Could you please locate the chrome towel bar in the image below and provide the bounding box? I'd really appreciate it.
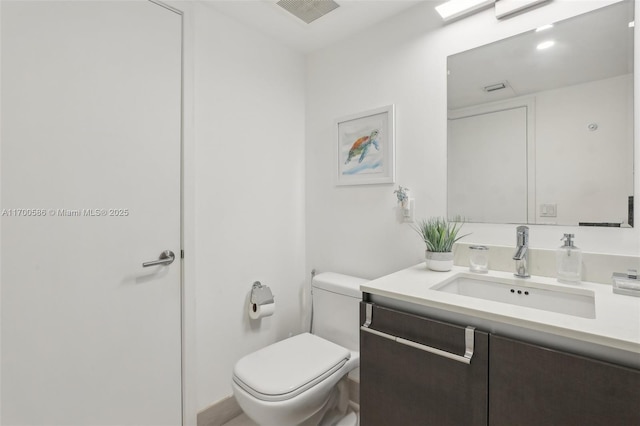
[361,303,475,365]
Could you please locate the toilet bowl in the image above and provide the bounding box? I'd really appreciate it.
[231,272,366,426]
[232,333,359,425]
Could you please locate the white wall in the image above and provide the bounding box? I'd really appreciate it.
[306,0,639,283]
[192,3,306,411]
[536,74,633,225]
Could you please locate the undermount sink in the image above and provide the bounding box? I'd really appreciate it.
[432,274,596,319]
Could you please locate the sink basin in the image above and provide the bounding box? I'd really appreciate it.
[432,274,596,319]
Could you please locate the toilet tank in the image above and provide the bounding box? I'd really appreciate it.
[311,272,368,352]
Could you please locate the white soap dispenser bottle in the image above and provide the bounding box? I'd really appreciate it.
[557,233,582,283]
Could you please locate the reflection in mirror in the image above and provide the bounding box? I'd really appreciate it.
[447,1,634,227]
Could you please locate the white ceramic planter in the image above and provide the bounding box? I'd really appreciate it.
[425,250,454,272]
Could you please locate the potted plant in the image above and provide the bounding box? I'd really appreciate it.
[413,217,469,271]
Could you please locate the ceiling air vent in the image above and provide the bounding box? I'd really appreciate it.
[276,0,340,24]
[484,82,507,92]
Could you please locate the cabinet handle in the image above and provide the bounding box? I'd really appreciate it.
[361,303,475,365]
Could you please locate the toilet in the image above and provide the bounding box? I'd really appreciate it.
[232,272,367,426]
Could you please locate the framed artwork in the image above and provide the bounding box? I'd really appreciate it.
[336,105,395,186]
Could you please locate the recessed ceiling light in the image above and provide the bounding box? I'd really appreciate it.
[435,0,495,22]
[537,40,555,50]
[535,24,553,32]
[629,21,635,28]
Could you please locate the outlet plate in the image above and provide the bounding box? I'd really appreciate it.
[540,203,557,217]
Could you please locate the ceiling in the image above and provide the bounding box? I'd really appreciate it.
[202,0,430,53]
[448,1,634,109]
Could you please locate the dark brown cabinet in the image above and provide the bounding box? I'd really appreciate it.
[360,303,489,426]
[360,302,640,426]
[489,334,640,426]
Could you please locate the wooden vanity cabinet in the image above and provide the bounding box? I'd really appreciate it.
[489,334,640,426]
[360,302,640,426]
[359,303,489,426]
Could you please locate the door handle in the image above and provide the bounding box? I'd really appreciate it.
[142,250,175,267]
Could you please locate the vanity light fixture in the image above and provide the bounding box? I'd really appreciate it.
[435,0,495,22]
[495,0,549,19]
[536,40,555,50]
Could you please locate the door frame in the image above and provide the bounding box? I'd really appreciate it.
[148,1,195,424]
[448,96,537,223]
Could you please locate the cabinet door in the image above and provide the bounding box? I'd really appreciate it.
[489,334,640,426]
[360,303,489,426]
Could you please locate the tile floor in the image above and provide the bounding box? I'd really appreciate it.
[221,409,360,426]
[221,413,258,426]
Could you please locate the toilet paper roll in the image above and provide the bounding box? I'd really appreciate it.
[249,301,275,320]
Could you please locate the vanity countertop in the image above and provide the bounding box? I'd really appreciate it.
[361,264,640,355]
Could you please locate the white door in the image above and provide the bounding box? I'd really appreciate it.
[1,1,182,424]
[448,107,528,224]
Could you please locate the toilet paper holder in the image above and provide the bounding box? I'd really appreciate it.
[251,281,274,306]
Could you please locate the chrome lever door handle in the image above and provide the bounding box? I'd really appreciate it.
[142,250,175,267]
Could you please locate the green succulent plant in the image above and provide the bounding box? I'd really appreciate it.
[412,217,469,253]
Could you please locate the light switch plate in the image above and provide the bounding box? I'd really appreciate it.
[402,199,415,223]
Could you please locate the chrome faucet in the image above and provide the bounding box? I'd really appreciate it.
[513,226,530,278]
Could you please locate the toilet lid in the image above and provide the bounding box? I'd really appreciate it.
[233,333,350,402]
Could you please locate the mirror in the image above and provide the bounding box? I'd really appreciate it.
[447,1,634,227]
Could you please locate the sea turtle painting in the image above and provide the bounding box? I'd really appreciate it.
[344,129,380,164]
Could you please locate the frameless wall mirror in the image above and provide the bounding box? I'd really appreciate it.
[447,1,634,227]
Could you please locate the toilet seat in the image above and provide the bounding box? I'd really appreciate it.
[232,333,350,403]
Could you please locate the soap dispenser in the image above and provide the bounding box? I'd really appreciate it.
[557,233,582,283]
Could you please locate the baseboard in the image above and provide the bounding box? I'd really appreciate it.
[197,395,243,426]
[197,378,360,426]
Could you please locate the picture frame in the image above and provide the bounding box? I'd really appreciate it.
[336,104,395,186]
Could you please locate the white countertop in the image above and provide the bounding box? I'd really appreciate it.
[361,264,640,355]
